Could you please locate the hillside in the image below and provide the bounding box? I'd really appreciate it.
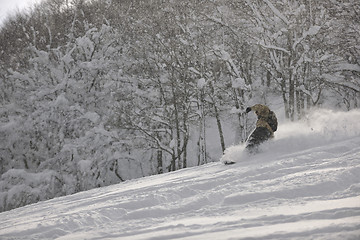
[0,109,359,240]
[1,0,359,213]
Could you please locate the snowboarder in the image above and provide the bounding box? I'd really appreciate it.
[222,104,278,165]
[245,104,278,154]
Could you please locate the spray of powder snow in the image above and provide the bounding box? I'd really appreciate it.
[221,108,360,163]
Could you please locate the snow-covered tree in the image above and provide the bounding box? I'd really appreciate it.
[1,0,358,212]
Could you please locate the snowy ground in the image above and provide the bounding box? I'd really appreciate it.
[0,109,360,240]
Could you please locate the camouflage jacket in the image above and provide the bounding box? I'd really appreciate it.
[249,104,278,137]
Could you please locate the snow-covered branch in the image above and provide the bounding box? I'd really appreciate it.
[263,0,289,25]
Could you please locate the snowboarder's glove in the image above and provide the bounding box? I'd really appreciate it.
[246,107,252,113]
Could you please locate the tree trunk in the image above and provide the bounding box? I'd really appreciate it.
[170,74,181,170]
[295,76,301,120]
[280,73,290,119]
[182,114,189,169]
[157,150,163,174]
[231,87,245,143]
[170,151,176,172]
[197,88,207,166]
[214,103,226,153]
[197,116,206,166]
[288,60,295,121]
[209,81,226,153]
[289,76,295,121]
[266,70,271,87]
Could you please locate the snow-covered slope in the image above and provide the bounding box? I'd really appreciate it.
[1,110,360,240]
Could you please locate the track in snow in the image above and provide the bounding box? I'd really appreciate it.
[1,135,360,240]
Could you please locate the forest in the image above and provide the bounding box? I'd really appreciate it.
[0,0,359,212]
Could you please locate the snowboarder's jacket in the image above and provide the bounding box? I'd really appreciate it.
[245,104,278,153]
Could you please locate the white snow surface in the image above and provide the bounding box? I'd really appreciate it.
[1,109,360,240]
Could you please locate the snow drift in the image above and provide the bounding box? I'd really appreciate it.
[0,109,359,239]
[221,108,360,164]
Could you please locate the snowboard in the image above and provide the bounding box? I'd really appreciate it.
[223,161,236,165]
